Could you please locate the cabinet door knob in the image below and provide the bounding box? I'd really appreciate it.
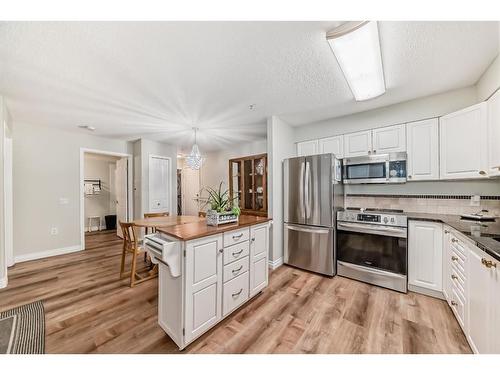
[219,249,224,253]
[451,300,458,306]
[444,230,450,234]
[451,256,458,261]
[479,170,487,176]
[481,258,497,268]
[373,150,377,154]
[451,274,458,280]
[368,150,372,155]
[251,238,255,242]
[408,175,412,179]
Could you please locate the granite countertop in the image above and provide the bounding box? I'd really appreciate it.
[156,215,271,241]
[407,212,500,261]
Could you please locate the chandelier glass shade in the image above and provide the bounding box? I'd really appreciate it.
[185,127,204,170]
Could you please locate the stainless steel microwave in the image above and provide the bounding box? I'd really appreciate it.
[343,152,407,184]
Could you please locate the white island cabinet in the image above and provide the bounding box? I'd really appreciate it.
[147,218,271,350]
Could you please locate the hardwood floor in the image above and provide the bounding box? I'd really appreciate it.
[0,232,471,354]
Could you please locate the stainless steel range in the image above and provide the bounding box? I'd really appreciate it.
[336,208,408,293]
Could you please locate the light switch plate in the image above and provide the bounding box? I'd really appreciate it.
[470,195,480,207]
[59,198,69,205]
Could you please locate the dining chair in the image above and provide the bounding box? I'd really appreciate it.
[119,221,157,287]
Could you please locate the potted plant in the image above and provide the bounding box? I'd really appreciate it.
[204,182,240,226]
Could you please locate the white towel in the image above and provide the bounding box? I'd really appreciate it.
[84,183,93,195]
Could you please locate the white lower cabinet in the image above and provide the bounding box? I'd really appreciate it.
[408,220,443,295]
[157,222,270,350]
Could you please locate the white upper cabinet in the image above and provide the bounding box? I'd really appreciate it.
[440,102,488,180]
[343,130,372,158]
[372,124,406,154]
[406,118,439,181]
[408,220,443,293]
[296,139,319,156]
[487,90,500,177]
[319,135,344,158]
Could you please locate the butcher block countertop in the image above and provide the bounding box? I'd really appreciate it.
[156,215,272,241]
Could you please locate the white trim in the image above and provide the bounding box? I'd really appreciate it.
[80,148,133,251]
[14,244,82,264]
[4,129,13,267]
[0,275,7,289]
[268,257,283,270]
[148,154,172,214]
[408,284,445,300]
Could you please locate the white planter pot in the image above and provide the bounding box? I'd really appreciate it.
[206,210,238,226]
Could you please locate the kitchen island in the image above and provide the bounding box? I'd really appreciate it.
[144,215,272,350]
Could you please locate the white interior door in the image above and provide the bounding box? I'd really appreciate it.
[4,135,13,267]
[149,155,170,214]
[115,157,128,238]
[182,168,200,216]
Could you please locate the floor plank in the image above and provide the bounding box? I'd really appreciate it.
[0,231,472,354]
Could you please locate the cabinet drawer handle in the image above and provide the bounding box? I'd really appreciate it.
[232,265,243,275]
[232,288,243,298]
[232,233,244,240]
[481,258,497,268]
[232,249,244,257]
[451,300,458,306]
[451,256,459,261]
[451,238,458,243]
[444,230,450,234]
[479,170,487,176]
[451,274,458,280]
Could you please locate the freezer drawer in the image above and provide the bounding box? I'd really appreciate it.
[284,223,335,276]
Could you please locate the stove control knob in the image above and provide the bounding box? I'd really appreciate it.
[383,217,388,224]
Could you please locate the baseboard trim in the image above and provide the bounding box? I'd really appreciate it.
[14,244,83,264]
[268,257,283,270]
[408,284,445,300]
[0,276,7,289]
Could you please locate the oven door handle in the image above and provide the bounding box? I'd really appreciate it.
[337,222,407,238]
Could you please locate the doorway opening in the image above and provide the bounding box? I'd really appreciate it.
[80,149,133,249]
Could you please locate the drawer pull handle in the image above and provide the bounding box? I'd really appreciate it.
[444,230,450,234]
[481,258,497,268]
[232,265,243,275]
[451,274,458,280]
[451,300,458,306]
[232,249,244,257]
[451,256,459,261]
[232,233,244,240]
[451,238,458,243]
[232,288,243,298]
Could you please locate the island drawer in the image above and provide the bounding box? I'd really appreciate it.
[223,271,249,316]
[223,256,249,282]
[223,228,250,248]
[223,241,250,265]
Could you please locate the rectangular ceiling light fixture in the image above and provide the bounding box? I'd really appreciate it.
[327,21,385,101]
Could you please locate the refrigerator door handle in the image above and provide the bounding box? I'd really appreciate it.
[299,160,305,220]
[304,160,311,219]
[285,223,331,235]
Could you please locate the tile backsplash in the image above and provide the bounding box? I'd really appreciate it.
[345,195,500,216]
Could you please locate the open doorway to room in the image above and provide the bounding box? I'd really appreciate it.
[177,157,202,216]
[80,149,133,249]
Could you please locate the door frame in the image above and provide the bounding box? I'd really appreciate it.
[148,154,172,215]
[79,148,133,250]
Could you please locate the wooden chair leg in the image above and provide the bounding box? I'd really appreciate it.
[130,250,138,287]
[119,244,127,279]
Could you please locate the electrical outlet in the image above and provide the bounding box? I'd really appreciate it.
[470,195,481,207]
[50,227,58,235]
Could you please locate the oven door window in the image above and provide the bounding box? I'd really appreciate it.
[337,231,407,275]
[345,163,386,180]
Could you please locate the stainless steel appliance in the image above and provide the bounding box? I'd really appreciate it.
[283,153,343,276]
[337,208,408,292]
[343,152,407,184]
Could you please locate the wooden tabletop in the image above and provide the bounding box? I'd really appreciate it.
[132,215,204,228]
[156,215,272,241]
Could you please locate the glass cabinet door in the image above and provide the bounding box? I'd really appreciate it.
[253,156,266,212]
[230,161,241,208]
[243,159,253,210]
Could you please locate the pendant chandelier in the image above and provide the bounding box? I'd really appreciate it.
[185,127,204,170]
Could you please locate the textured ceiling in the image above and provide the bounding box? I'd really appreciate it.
[0,21,498,152]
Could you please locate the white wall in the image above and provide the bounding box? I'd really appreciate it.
[477,53,500,101]
[200,139,267,191]
[12,122,132,260]
[267,116,295,264]
[84,153,120,230]
[136,139,177,218]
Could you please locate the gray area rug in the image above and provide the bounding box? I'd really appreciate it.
[0,300,45,354]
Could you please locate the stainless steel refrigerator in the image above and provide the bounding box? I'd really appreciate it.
[283,153,344,276]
